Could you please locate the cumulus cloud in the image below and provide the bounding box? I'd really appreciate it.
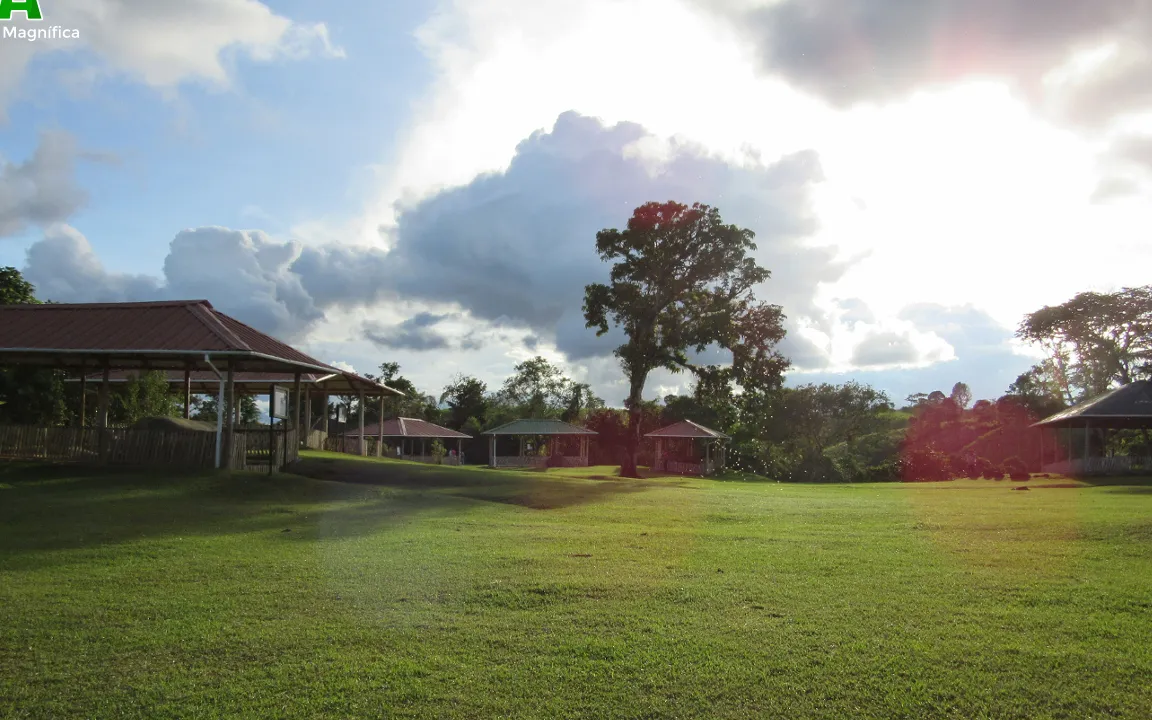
[23,224,159,300]
[0,0,344,115]
[23,225,324,340]
[0,132,88,237]
[383,111,839,365]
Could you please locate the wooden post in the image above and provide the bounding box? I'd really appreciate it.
[490,435,496,468]
[321,394,329,445]
[304,390,313,449]
[1084,421,1090,472]
[377,395,385,457]
[358,391,366,457]
[293,373,302,435]
[183,369,192,419]
[235,392,242,427]
[78,369,87,428]
[457,438,462,465]
[221,366,235,470]
[97,366,110,462]
[269,384,276,474]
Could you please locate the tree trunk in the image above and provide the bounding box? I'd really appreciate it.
[621,371,649,479]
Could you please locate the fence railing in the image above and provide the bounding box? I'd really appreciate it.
[0,426,216,469]
[1042,456,1152,476]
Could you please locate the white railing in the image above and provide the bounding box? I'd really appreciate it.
[1042,456,1152,475]
[493,456,548,468]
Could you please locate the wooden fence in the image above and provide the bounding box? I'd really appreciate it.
[232,427,300,472]
[1042,455,1152,476]
[0,426,215,469]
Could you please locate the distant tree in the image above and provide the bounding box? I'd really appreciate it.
[1017,286,1152,401]
[114,372,179,424]
[364,362,436,420]
[497,356,573,418]
[1003,365,1067,420]
[192,394,260,425]
[950,382,973,410]
[777,383,893,464]
[0,268,66,425]
[440,375,489,429]
[584,201,789,477]
[0,267,39,305]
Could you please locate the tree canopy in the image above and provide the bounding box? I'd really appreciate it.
[1017,286,1152,401]
[584,201,789,477]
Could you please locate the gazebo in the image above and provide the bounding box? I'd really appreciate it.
[0,300,402,471]
[646,420,730,476]
[343,418,472,465]
[482,419,596,468]
[1033,380,1152,475]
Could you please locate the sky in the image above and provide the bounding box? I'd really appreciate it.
[2,0,1152,408]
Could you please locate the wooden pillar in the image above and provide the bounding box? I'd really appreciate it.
[221,366,235,470]
[268,384,276,475]
[304,390,313,449]
[321,394,329,438]
[358,391,366,457]
[1084,421,1090,470]
[97,366,110,462]
[377,395,385,457]
[183,369,192,419]
[78,369,87,428]
[490,435,496,468]
[292,373,302,434]
[457,438,463,465]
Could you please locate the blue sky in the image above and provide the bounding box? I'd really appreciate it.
[3,0,1152,407]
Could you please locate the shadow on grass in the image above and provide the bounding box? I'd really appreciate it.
[292,455,656,511]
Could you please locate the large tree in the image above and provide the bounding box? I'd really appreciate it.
[440,374,489,429]
[0,267,39,305]
[1017,286,1152,401]
[497,356,574,419]
[583,201,789,477]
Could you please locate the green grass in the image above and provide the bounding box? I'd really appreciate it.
[1,454,1150,719]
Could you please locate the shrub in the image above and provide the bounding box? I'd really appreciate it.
[902,450,954,482]
[430,440,447,464]
[1003,456,1030,481]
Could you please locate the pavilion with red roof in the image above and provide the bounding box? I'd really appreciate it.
[344,417,473,465]
[0,300,403,471]
[646,420,730,476]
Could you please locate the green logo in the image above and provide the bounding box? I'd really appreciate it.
[0,0,42,21]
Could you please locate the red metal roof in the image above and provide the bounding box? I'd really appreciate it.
[0,300,401,395]
[645,420,730,440]
[344,417,472,439]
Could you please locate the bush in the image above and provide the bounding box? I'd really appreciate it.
[902,450,954,482]
[1003,456,1030,481]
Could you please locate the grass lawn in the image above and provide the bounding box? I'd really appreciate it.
[1,453,1150,719]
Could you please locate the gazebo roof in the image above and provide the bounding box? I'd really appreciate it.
[0,300,399,395]
[482,418,597,436]
[1033,380,1152,430]
[646,420,730,440]
[344,418,471,439]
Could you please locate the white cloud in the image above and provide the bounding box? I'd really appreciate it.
[0,132,88,237]
[0,0,344,116]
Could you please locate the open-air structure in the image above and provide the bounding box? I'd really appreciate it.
[342,418,472,465]
[0,300,402,471]
[482,419,597,468]
[1033,380,1152,475]
[68,369,395,451]
[646,420,730,476]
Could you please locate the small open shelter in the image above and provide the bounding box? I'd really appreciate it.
[343,417,472,465]
[482,419,596,468]
[0,300,402,471]
[647,420,729,476]
[1033,380,1152,475]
